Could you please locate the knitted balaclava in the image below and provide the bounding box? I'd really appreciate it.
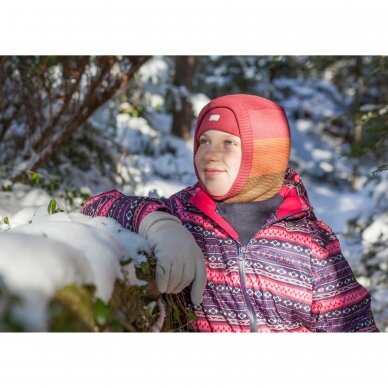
[194,94,291,203]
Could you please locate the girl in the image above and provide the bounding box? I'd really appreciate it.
[81,94,378,332]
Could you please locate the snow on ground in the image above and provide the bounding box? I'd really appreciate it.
[0,185,52,218]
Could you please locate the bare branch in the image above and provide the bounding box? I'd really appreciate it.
[9,56,150,182]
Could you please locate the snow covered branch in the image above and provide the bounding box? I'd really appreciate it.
[0,56,150,182]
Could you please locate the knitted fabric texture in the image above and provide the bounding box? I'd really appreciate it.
[194,94,291,202]
[216,194,283,245]
[196,107,240,139]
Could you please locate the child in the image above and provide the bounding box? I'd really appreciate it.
[80,94,379,332]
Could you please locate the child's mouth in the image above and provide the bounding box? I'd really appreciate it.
[205,168,224,177]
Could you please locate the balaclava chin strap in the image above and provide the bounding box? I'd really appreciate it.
[194,94,291,203]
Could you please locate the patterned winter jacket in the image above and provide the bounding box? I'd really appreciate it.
[80,168,379,332]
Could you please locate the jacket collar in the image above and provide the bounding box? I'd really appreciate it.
[189,186,239,240]
[187,167,313,240]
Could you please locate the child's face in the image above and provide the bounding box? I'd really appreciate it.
[195,130,242,197]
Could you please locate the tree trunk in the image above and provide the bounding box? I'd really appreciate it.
[171,56,197,140]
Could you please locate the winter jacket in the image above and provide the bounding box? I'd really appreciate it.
[80,168,379,332]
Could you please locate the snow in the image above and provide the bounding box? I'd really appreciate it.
[362,214,388,245]
[0,184,52,218]
[0,205,150,331]
[116,114,158,154]
[191,93,211,116]
[0,232,92,330]
[138,56,170,85]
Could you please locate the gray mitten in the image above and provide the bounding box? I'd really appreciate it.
[139,211,207,305]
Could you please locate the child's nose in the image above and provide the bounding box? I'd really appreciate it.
[204,145,221,161]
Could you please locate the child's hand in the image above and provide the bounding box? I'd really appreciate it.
[139,211,207,305]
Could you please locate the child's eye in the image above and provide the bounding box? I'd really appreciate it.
[199,138,209,145]
[224,139,239,146]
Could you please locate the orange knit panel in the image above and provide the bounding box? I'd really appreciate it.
[250,138,290,177]
[226,172,285,202]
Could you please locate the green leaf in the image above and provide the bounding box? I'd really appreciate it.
[3,216,9,225]
[47,199,64,215]
[30,172,41,186]
[48,199,56,214]
[94,298,109,327]
[187,312,198,321]
[139,261,150,276]
[173,306,180,321]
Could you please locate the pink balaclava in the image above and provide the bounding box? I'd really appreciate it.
[194,94,291,203]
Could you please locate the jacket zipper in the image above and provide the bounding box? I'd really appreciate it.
[237,244,258,332]
[235,211,307,332]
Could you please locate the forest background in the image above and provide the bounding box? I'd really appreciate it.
[0,55,387,333]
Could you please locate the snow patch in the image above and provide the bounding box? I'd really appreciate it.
[0,232,93,330]
[362,214,388,245]
[0,205,151,331]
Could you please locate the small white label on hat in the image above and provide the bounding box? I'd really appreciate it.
[209,114,220,121]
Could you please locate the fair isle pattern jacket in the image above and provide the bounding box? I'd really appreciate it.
[80,168,379,332]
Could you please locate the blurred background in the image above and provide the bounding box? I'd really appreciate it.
[0,55,387,330]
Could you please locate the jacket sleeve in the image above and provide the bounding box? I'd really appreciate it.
[309,220,379,332]
[79,189,173,233]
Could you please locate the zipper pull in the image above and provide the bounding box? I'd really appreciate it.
[238,245,245,260]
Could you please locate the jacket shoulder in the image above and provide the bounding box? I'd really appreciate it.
[305,218,343,261]
[169,184,200,204]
